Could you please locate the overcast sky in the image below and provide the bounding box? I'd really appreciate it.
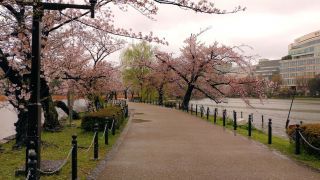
[104,0,320,65]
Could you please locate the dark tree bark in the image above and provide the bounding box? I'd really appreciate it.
[54,100,80,119]
[124,89,128,99]
[158,84,164,105]
[40,77,61,131]
[14,109,28,147]
[182,84,194,110]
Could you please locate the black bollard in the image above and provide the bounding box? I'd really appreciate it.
[94,123,99,160]
[268,119,272,144]
[206,107,209,120]
[200,106,203,118]
[112,115,116,135]
[222,109,226,127]
[27,149,37,180]
[262,115,264,128]
[105,123,109,145]
[295,124,301,155]
[241,111,243,118]
[196,105,198,116]
[179,102,181,110]
[214,108,217,124]
[72,135,77,180]
[125,105,129,118]
[248,114,252,137]
[233,111,237,130]
[191,104,193,114]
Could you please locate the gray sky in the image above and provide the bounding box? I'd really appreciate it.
[105,0,320,64]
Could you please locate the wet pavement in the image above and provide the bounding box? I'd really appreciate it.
[95,102,320,180]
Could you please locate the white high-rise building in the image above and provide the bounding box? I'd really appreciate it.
[280,30,320,89]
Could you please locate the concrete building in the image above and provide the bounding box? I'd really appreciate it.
[254,59,280,80]
[280,30,320,89]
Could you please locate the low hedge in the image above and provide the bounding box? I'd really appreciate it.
[81,106,125,131]
[287,123,320,156]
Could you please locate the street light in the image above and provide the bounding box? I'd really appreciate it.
[17,0,97,178]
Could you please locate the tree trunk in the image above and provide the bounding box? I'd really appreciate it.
[182,84,194,110]
[41,78,61,131]
[158,85,164,105]
[14,109,28,147]
[54,101,80,119]
[114,91,118,100]
[124,90,128,99]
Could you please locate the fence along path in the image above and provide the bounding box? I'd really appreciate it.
[96,102,320,180]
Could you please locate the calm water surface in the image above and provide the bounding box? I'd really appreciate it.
[190,98,320,138]
[0,99,87,140]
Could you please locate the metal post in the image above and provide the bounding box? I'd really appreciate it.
[268,119,272,144]
[191,104,193,114]
[241,111,243,118]
[214,108,217,124]
[233,111,237,130]
[295,124,301,155]
[27,149,37,180]
[200,106,203,118]
[94,123,99,160]
[206,107,209,120]
[26,3,42,172]
[72,135,77,180]
[262,115,264,128]
[125,105,128,118]
[196,105,198,116]
[223,109,226,127]
[105,123,109,145]
[248,114,252,137]
[112,115,116,135]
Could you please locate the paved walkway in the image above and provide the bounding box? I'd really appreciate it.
[96,102,320,180]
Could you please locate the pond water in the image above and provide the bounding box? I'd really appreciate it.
[190,98,320,138]
[0,99,88,140]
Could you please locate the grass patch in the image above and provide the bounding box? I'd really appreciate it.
[184,109,320,170]
[0,118,127,179]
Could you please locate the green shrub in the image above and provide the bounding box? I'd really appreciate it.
[81,106,125,131]
[286,123,320,156]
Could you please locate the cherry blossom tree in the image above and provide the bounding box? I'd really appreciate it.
[145,59,176,105]
[0,0,244,146]
[156,32,268,110]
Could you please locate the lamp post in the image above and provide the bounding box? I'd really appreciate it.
[17,0,97,178]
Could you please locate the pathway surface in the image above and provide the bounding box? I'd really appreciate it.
[96,102,320,180]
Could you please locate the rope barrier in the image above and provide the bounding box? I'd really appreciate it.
[110,119,114,132]
[37,146,73,175]
[84,132,97,153]
[298,131,320,152]
[101,123,108,138]
[25,170,31,180]
[100,118,115,138]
